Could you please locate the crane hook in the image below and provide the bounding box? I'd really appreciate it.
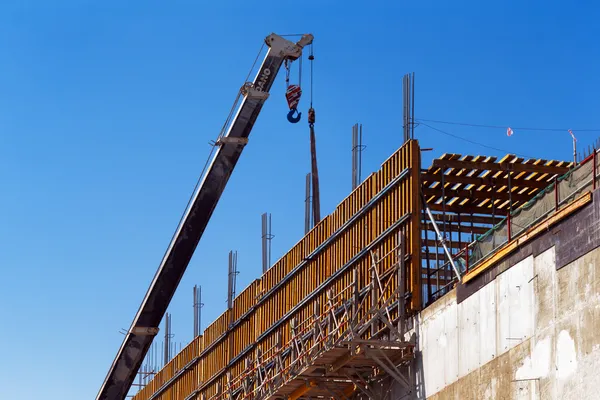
[287,108,302,123]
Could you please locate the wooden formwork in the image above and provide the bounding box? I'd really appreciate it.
[132,139,421,400]
[420,152,572,303]
[132,336,203,400]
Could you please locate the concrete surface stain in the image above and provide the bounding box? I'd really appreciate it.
[556,330,577,380]
[515,336,551,380]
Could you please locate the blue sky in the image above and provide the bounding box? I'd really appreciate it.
[1,1,599,399]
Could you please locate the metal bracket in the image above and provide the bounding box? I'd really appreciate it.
[131,327,159,336]
[241,83,270,100]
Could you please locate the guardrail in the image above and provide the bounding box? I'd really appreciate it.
[427,150,598,304]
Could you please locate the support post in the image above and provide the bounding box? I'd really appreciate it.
[507,212,512,242]
[457,212,462,252]
[370,254,378,337]
[226,371,232,399]
[352,267,359,328]
[313,301,320,353]
[426,244,432,304]
[470,211,474,240]
[423,205,431,304]
[276,331,283,383]
[508,171,513,212]
[555,176,559,211]
[573,135,577,167]
[290,319,297,364]
[398,232,406,337]
[491,186,496,247]
[243,358,250,397]
[255,347,262,398]
[594,150,597,190]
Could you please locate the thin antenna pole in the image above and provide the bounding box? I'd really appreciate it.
[261,213,267,273]
[411,72,415,139]
[193,285,202,337]
[305,173,312,234]
[163,313,172,366]
[268,216,272,271]
[227,252,233,309]
[193,285,198,337]
[198,286,203,335]
[352,123,365,190]
[227,251,239,309]
[164,314,167,365]
[352,123,357,190]
[261,213,273,273]
[232,252,238,301]
[402,72,415,142]
[403,74,408,142]
[359,124,363,183]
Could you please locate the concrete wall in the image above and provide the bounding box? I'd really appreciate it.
[394,244,600,399]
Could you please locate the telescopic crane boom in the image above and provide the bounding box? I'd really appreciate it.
[96,32,313,400]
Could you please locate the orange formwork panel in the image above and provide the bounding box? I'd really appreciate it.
[133,140,421,400]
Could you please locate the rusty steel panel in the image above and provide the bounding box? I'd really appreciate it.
[131,140,421,400]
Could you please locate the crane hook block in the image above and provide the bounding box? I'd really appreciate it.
[287,108,302,123]
[286,84,303,123]
[286,84,302,110]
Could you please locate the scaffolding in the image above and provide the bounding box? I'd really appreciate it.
[130,141,577,400]
[420,153,573,303]
[420,150,600,302]
[199,238,414,400]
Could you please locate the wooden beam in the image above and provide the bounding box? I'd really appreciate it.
[427,201,519,215]
[423,187,533,203]
[421,172,554,189]
[423,222,490,235]
[423,239,467,249]
[289,380,318,400]
[426,212,502,225]
[432,158,570,176]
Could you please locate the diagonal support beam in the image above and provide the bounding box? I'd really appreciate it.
[425,206,462,281]
[345,374,378,399]
[365,348,410,388]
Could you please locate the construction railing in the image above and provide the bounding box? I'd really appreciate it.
[427,150,599,303]
[200,240,413,400]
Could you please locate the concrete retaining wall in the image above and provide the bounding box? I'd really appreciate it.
[393,244,600,399]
